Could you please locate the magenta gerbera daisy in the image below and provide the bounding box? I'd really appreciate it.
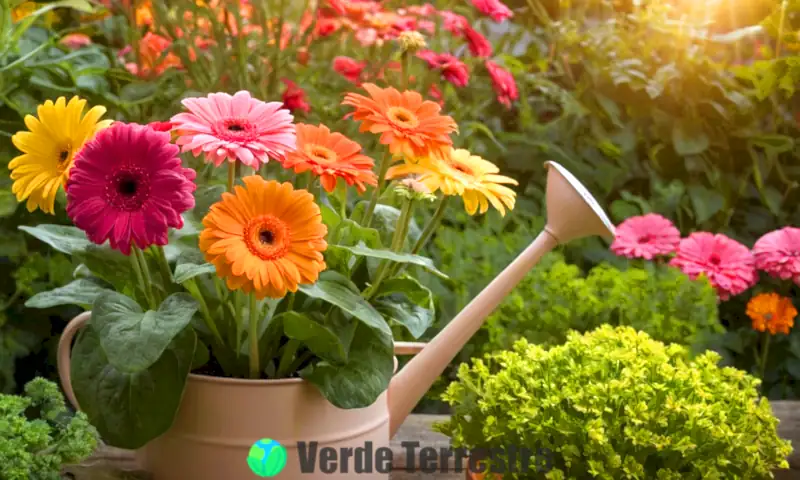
[669,232,757,301]
[170,90,297,168]
[753,227,800,283]
[66,122,196,255]
[610,213,680,260]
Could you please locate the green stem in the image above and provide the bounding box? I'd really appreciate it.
[759,333,772,382]
[364,198,414,299]
[130,246,155,309]
[392,195,450,278]
[153,246,173,286]
[228,161,237,192]
[234,290,244,358]
[285,349,314,375]
[362,152,392,227]
[186,279,224,345]
[248,293,260,379]
[134,246,159,303]
[277,339,301,378]
[285,292,295,312]
[401,51,411,90]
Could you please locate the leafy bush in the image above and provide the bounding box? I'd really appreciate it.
[0,377,97,480]
[435,325,792,479]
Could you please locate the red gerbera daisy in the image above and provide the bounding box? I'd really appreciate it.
[610,214,680,260]
[669,232,757,300]
[66,122,197,255]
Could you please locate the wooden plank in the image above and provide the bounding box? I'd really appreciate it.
[773,401,800,469]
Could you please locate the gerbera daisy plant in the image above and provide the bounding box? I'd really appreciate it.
[15,85,518,449]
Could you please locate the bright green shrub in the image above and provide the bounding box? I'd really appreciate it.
[0,378,98,480]
[436,326,793,479]
[481,253,721,354]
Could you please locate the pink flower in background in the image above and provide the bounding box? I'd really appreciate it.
[408,3,437,17]
[440,11,468,36]
[170,91,296,167]
[753,227,800,283]
[610,213,680,260]
[282,79,311,114]
[60,33,92,49]
[417,51,470,87]
[66,123,196,255]
[471,0,513,22]
[429,84,444,107]
[464,26,492,57]
[417,20,436,34]
[670,232,757,300]
[485,61,518,107]
[334,56,367,83]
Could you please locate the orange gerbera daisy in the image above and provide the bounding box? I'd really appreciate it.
[281,123,377,194]
[746,292,797,335]
[342,83,458,160]
[199,176,328,299]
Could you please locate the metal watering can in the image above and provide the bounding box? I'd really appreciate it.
[57,161,615,479]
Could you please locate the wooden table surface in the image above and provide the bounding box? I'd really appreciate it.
[63,412,800,479]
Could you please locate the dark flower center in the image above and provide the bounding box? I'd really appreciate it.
[59,150,70,162]
[259,230,274,245]
[118,177,138,196]
[228,124,244,132]
[106,168,151,212]
[637,234,652,244]
[709,253,721,265]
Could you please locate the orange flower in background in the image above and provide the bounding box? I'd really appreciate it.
[747,293,797,335]
[200,177,328,299]
[135,0,153,26]
[342,83,458,160]
[127,32,182,78]
[60,33,92,50]
[282,124,377,194]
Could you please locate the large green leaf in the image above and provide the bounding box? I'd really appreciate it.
[372,277,435,339]
[672,121,709,156]
[92,291,199,373]
[326,219,382,273]
[687,185,725,224]
[71,325,196,450]
[280,312,348,364]
[328,244,447,279]
[299,271,391,339]
[0,190,17,218]
[173,250,215,284]
[301,323,393,409]
[19,224,91,254]
[75,244,133,292]
[25,278,113,309]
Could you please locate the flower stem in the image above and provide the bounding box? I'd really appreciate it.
[277,339,301,378]
[362,152,392,227]
[186,278,224,346]
[134,246,159,303]
[227,161,237,193]
[248,293,261,379]
[285,292,295,312]
[130,246,155,310]
[364,198,414,299]
[391,195,449,278]
[401,51,411,91]
[153,246,173,286]
[759,333,772,382]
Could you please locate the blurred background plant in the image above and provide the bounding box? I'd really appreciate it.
[2,0,800,406]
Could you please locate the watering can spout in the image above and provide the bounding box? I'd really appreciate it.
[387,161,616,438]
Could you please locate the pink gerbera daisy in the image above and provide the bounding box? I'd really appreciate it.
[66,122,196,255]
[753,227,800,283]
[610,213,680,260]
[669,232,757,300]
[170,91,296,168]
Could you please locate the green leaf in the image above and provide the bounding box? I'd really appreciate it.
[0,190,17,218]
[119,83,159,104]
[373,277,435,339]
[301,323,393,409]
[751,134,794,154]
[280,312,347,363]
[299,271,391,340]
[71,325,196,450]
[328,244,447,279]
[92,291,199,373]
[19,225,91,255]
[173,250,215,284]
[687,185,725,224]
[672,121,709,156]
[74,244,133,292]
[192,185,224,221]
[25,278,113,309]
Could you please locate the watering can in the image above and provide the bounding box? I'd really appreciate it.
[57,160,615,479]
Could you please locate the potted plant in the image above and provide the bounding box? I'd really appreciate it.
[9,69,521,478]
[435,325,793,479]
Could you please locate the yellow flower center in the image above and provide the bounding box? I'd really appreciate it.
[305,144,338,164]
[387,107,420,129]
[244,215,290,261]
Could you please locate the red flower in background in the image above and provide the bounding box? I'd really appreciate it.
[471,0,514,22]
[753,227,800,284]
[334,56,367,83]
[485,61,518,107]
[464,26,492,57]
[670,232,757,301]
[428,84,444,107]
[610,214,680,260]
[282,79,311,115]
[440,11,468,36]
[147,121,174,132]
[417,51,470,87]
[60,33,92,49]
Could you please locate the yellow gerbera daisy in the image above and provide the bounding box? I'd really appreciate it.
[386,148,518,216]
[10,96,112,214]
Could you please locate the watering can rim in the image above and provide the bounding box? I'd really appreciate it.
[544,160,616,238]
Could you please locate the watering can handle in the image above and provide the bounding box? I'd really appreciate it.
[57,311,90,411]
[57,313,430,411]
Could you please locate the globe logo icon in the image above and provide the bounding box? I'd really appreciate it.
[247,438,287,477]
